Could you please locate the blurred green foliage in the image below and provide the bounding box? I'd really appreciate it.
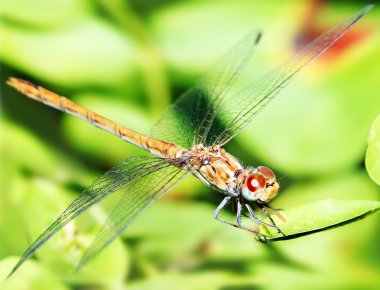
[366,114,380,185]
[1,0,379,289]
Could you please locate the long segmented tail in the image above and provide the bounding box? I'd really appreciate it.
[7,78,185,159]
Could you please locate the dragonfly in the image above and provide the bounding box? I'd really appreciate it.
[7,5,372,276]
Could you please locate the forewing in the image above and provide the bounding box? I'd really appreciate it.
[211,5,372,146]
[8,156,178,277]
[151,31,262,148]
[78,164,189,268]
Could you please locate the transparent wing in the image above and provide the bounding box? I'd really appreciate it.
[78,164,189,269]
[211,5,372,146]
[151,30,262,148]
[8,156,183,277]
[153,5,371,148]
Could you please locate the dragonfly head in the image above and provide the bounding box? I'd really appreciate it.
[241,166,279,203]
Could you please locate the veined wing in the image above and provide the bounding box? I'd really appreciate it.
[78,163,189,269]
[8,156,186,277]
[153,5,372,148]
[211,5,373,146]
[151,30,262,149]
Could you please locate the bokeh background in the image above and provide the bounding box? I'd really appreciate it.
[1,0,380,289]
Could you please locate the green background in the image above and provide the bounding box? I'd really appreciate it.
[1,0,379,289]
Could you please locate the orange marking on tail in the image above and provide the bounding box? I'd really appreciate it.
[7,77,187,159]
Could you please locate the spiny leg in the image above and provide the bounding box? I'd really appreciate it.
[258,204,286,237]
[236,199,243,226]
[263,203,283,212]
[245,203,281,230]
[236,200,269,243]
[213,196,239,228]
[213,196,268,242]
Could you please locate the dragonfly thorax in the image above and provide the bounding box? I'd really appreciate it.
[189,144,245,194]
[188,144,280,202]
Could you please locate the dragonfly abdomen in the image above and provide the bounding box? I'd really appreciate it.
[7,78,186,159]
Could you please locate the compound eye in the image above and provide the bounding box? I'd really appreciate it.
[258,166,275,180]
[246,173,266,192]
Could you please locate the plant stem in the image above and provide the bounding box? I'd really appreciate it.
[96,0,170,118]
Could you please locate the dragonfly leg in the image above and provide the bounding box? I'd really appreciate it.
[258,204,286,237]
[236,199,243,226]
[213,196,269,242]
[263,204,283,212]
[213,196,239,228]
[245,203,281,230]
[236,200,269,243]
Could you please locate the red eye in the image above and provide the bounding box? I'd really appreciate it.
[258,166,275,180]
[246,173,266,192]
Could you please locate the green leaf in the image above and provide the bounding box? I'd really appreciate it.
[261,199,380,240]
[366,114,380,185]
